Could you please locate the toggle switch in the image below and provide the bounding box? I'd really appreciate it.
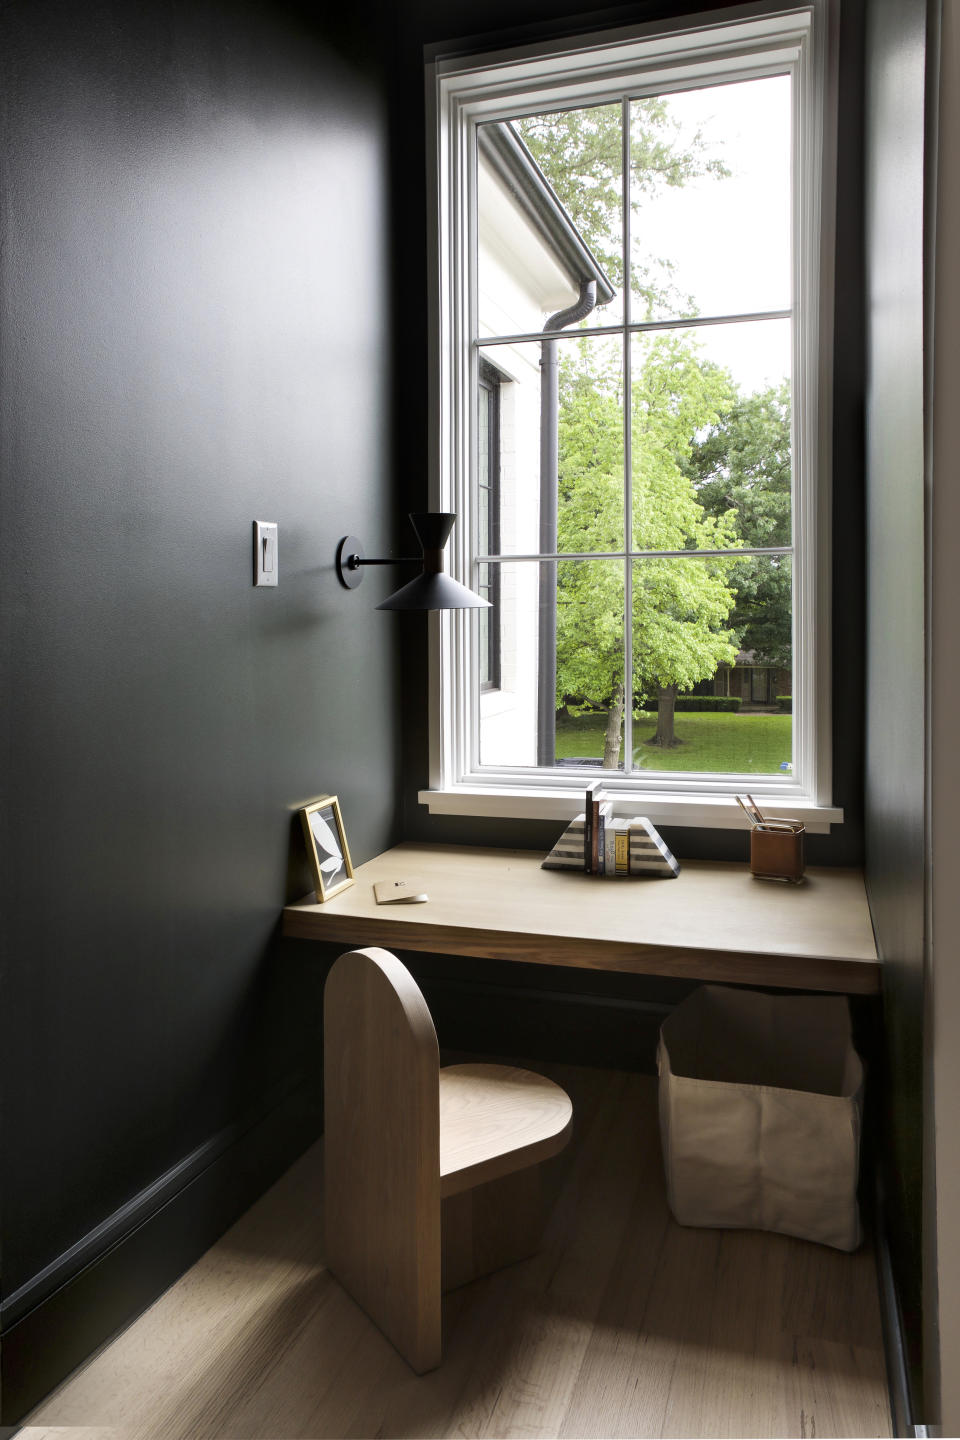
[253,521,278,586]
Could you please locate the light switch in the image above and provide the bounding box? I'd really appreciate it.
[253,521,278,586]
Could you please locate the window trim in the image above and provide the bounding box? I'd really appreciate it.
[424,1,840,830]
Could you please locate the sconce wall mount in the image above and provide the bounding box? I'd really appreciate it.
[335,536,371,589]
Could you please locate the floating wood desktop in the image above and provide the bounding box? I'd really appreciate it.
[282,843,879,995]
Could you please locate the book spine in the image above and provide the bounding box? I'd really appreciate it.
[585,783,603,874]
[592,795,601,873]
[597,801,614,877]
[604,822,617,875]
[615,828,630,876]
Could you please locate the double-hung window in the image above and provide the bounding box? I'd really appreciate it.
[425,3,841,831]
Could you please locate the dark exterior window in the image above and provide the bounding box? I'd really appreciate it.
[478,360,502,691]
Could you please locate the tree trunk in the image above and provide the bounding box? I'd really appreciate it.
[603,680,624,767]
[648,684,680,747]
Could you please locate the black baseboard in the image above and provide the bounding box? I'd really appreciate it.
[874,1174,926,1438]
[1,1078,323,1426]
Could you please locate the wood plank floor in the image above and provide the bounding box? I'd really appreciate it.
[25,1066,892,1439]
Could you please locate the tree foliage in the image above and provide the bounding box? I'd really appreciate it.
[555,336,742,760]
[683,380,792,666]
[516,100,727,317]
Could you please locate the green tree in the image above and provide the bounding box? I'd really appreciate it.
[555,336,741,765]
[683,380,792,668]
[553,347,626,765]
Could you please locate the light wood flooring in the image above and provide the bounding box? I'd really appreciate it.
[25,1065,892,1439]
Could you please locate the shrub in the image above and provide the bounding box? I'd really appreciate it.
[675,696,742,713]
[776,695,793,713]
[634,696,741,714]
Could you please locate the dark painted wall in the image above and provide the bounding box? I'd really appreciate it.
[928,7,960,1426]
[863,0,929,1411]
[0,0,398,1415]
[391,0,866,870]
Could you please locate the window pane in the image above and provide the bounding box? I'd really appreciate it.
[478,558,625,769]
[478,336,624,557]
[631,554,793,774]
[479,105,623,333]
[478,383,490,556]
[477,566,500,691]
[630,77,792,322]
[630,320,791,553]
[477,359,501,692]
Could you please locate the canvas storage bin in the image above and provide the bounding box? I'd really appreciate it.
[657,985,864,1251]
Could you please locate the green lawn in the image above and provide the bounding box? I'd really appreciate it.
[555,709,792,774]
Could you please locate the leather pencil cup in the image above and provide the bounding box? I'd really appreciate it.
[750,822,805,883]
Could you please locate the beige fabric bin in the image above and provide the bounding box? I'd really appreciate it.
[657,985,864,1251]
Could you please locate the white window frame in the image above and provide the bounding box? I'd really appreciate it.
[422,1,841,832]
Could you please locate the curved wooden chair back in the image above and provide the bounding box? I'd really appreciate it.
[323,946,442,1373]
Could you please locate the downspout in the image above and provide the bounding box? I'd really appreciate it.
[537,279,599,767]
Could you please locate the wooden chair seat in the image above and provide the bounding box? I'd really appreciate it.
[439,1063,572,1198]
[323,947,573,1373]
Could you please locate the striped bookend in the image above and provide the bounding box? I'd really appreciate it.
[542,814,680,878]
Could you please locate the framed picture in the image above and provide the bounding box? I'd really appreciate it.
[300,795,354,902]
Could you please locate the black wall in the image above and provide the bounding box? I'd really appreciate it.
[863,0,930,1413]
[391,0,866,871]
[0,0,398,1419]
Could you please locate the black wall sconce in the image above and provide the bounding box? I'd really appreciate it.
[335,512,491,611]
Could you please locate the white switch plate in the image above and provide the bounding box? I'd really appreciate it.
[253,521,278,586]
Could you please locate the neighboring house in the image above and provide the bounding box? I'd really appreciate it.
[476,122,614,766]
[699,652,792,706]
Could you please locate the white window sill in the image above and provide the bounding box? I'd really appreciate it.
[418,785,843,833]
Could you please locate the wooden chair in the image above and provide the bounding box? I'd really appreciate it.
[323,945,573,1373]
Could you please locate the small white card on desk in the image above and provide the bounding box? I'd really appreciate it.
[374,877,429,905]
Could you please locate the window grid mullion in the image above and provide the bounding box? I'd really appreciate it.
[476,546,794,563]
[476,308,792,349]
[622,94,634,778]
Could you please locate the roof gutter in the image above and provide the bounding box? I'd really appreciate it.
[478,124,615,306]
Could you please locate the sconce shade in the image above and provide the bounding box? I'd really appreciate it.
[376,570,491,611]
[337,510,491,611]
[408,511,457,551]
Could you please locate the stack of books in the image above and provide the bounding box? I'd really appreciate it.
[542,783,680,878]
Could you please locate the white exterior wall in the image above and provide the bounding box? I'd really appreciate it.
[477,154,578,767]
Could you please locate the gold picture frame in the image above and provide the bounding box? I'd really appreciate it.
[299,795,354,902]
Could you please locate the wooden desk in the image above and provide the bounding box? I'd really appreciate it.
[283,843,879,995]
